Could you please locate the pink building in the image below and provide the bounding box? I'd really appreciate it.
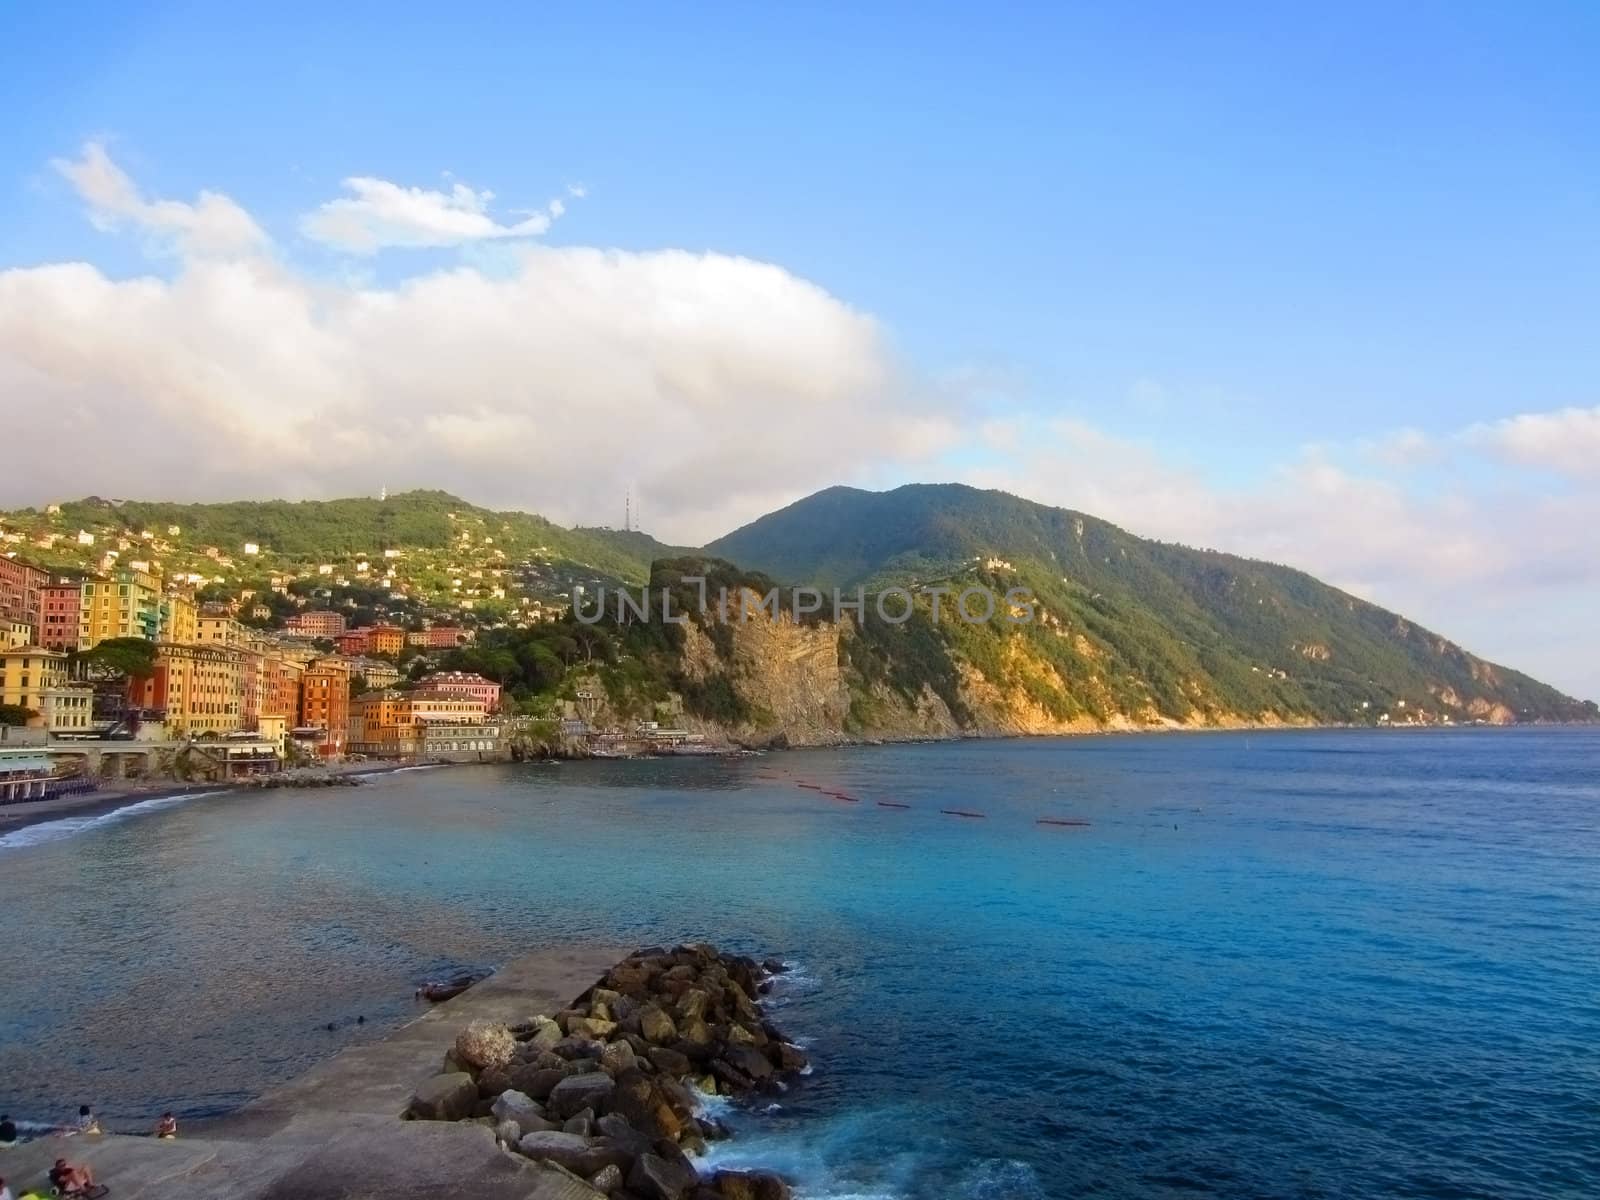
[415,670,501,712]
[37,579,82,651]
[285,609,347,638]
[407,626,473,649]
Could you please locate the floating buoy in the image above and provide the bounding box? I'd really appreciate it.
[941,808,986,819]
[1037,818,1091,827]
[876,801,911,809]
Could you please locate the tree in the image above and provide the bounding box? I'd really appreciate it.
[0,703,37,726]
[77,637,157,683]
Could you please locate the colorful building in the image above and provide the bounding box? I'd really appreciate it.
[129,643,247,738]
[369,625,407,656]
[284,609,347,638]
[416,670,502,713]
[79,569,163,648]
[197,613,249,646]
[347,689,490,758]
[0,646,94,734]
[38,579,83,651]
[406,626,473,649]
[161,592,198,645]
[335,627,371,655]
[299,658,351,757]
[0,555,48,629]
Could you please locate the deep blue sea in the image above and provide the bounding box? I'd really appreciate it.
[2,729,1598,1199]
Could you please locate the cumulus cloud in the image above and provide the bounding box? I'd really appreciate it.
[3,147,959,542]
[52,141,267,257]
[299,174,580,253]
[1466,405,1600,477]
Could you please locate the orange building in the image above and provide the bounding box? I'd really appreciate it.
[368,624,407,656]
[347,689,488,758]
[298,658,350,757]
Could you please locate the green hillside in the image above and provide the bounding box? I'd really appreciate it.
[707,483,1595,724]
[45,491,680,582]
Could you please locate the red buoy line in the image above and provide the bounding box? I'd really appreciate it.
[775,777,1094,829]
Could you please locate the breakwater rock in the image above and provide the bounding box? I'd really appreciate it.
[242,770,364,789]
[407,943,805,1199]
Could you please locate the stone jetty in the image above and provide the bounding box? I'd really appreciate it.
[407,943,805,1200]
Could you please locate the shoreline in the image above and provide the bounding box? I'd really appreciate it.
[0,758,453,838]
[4,721,1582,839]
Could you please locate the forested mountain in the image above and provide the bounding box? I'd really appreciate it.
[6,483,1590,734]
[703,483,1594,726]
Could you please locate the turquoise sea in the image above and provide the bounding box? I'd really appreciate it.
[2,729,1597,1198]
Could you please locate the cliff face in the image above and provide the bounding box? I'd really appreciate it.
[657,598,1306,748]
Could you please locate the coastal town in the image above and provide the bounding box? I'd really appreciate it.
[0,496,713,803]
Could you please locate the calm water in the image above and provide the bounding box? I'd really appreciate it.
[2,730,1598,1199]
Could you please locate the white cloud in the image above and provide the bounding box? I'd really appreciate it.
[52,141,267,257]
[10,145,1598,698]
[2,148,959,545]
[300,175,577,253]
[1466,405,1600,477]
[951,416,1600,699]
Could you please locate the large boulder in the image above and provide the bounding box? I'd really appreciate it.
[600,1038,638,1076]
[455,1020,517,1071]
[679,1017,714,1057]
[647,1046,692,1077]
[407,1071,478,1121]
[549,1070,616,1118]
[507,1064,570,1100]
[515,1130,624,1176]
[569,1016,618,1040]
[526,1016,564,1051]
[721,1044,774,1084]
[712,1171,793,1200]
[477,1066,513,1098]
[639,1005,678,1045]
[491,1089,550,1135]
[596,1112,654,1159]
[629,1152,699,1200]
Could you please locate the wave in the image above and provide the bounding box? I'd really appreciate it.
[352,763,444,780]
[0,790,227,853]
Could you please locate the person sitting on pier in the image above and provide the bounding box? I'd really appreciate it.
[0,1114,14,1146]
[73,1106,100,1136]
[154,1113,177,1139]
[48,1158,97,1197]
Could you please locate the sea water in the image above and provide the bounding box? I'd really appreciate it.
[1,729,1596,1198]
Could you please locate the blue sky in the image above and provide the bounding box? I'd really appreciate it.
[1,2,1597,697]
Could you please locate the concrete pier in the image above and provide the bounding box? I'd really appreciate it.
[0,944,626,1200]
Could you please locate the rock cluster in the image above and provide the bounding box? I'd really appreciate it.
[406,943,805,1200]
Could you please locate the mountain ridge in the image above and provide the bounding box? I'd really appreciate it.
[4,484,1592,728]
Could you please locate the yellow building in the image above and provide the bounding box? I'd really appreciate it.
[0,647,93,734]
[161,592,198,645]
[3,619,31,649]
[197,613,249,647]
[129,643,247,738]
[80,569,163,649]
